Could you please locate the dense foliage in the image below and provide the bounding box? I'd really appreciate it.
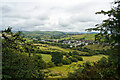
[51,52,63,65]
[86,0,120,76]
[2,27,47,78]
[68,57,118,79]
[68,0,120,79]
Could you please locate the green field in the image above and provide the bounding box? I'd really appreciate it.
[34,43,89,55]
[83,44,110,50]
[41,54,52,63]
[60,34,96,40]
[22,31,96,40]
[41,54,107,78]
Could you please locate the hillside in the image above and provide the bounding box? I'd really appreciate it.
[22,31,66,39]
[21,31,96,40]
[59,34,96,40]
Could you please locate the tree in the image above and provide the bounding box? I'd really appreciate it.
[62,58,72,65]
[68,1,120,79]
[72,55,83,61]
[2,27,46,78]
[51,52,63,65]
[86,0,120,76]
[72,51,79,55]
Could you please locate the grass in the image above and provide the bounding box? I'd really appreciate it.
[83,44,110,50]
[84,34,96,40]
[41,54,52,63]
[42,54,108,78]
[59,34,96,40]
[34,43,89,55]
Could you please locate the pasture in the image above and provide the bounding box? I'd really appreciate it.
[41,54,107,78]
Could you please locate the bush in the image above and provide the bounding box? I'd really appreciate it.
[72,51,79,55]
[33,55,47,69]
[68,52,72,56]
[47,61,55,68]
[98,57,108,67]
[62,58,72,65]
[65,53,70,58]
[83,61,91,67]
[56,63,63,66]
[51,52,63,65]
[69,57,78,62]
[49,73,59,76]
[72,55,83,61]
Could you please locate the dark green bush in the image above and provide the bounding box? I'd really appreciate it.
[97,57,108,67]
[83,61,91,67]
[51,52,63,65]
[56,63,63,66]
[72,55,83,61]
[72,51,79,55]
[62,58,72,65]
[47,61,55,68]
[69,57,78,62]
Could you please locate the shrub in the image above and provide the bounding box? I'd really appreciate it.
[56,63,63,66]
[98,57,108,67]
[72,55,83,61]
[72,51,79,55]
[83,61,91,67]
[62,58,72,65]
[49,73,59,76]
[68,52,72,56]
[66,53,70,58]
[33,55,47,69]
[51,52,63,65]
[47,61,55,68]
[69,57,78,62]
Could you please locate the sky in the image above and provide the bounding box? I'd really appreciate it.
[0,0,114,32]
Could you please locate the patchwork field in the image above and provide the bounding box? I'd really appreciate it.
[83,44,110,50]
[60,34,96,40]
[41,54,107,78]
[41,54,52,63]
[34,43,89,55]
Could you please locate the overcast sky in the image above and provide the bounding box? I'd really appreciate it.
[0,0,114,32]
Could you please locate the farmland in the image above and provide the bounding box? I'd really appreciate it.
[41,54,107,78]
[2,1,119,79]
[32,42,109,78]
[2,29,113,79]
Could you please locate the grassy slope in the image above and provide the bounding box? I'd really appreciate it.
[41,54,51,63]
[83,44,110,50]
[41,54,107,78]
[34,43,89,55]
[59,34,96,40]
[22,31,66,39]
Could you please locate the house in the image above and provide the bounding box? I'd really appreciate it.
[70,45,73,47]
[41,40,45,42]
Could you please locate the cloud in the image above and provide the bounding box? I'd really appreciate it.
[1,0,113,32]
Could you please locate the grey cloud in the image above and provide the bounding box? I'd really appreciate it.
[1,0,112,32]
[2,5,12,13]
[70,15,96,23]
[37,15,49,20]
[3,14,30,19]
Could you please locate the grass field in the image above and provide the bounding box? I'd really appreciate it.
[83,44,110,50]
[34,43,89,55]
[41,54,52,63]
[41,54,108,78]
[59,34,96,40]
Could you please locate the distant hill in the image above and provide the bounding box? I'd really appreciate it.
[59,34,96,40]
[18,31,97,40]
[22,31,66,36]
[21,31,67,39]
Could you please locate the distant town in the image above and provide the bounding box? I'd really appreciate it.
[33,38,94,47]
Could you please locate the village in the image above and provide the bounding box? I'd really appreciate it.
[61,40,94,47]
[38,38,94,48]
